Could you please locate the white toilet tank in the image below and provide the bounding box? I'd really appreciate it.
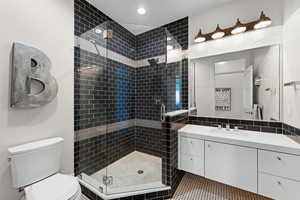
[8,137,64,188]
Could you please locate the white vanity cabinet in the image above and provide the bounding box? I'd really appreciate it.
[205,141,258,193]
[258,150,300,200]
[178,125,300,200]
[178,136,258,193]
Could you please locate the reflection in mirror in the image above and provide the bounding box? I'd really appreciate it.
[189,45,280,121]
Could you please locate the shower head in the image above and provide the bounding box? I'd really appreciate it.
[148,58,159,66]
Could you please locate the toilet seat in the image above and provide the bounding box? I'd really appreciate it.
[23,173,81,200]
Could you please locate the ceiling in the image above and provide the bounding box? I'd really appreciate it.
[87,0,234,35]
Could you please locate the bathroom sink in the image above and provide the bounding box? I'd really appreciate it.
[180,125,218,134]
[213,128,249,137]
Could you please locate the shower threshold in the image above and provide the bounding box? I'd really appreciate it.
[78,151,170,200]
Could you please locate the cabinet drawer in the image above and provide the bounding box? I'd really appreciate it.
[180,137,204,156]
[180,154,204,176]
[259,173,300,200]
[258,150,300,181]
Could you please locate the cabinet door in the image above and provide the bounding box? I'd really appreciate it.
[205,141,258,193]
[180,154,204,176]
[259,173,300,200]
[180,137,204,156]
[179,136,204,176]
[258,150,300,181]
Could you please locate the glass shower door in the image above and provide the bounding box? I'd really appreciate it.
[163,30,184,114]
[104,26,168,195]
[75,21,109,195]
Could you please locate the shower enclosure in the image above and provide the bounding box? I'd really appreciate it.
[74,20,184,198]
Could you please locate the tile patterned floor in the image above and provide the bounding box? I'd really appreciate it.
[170,173,272,200]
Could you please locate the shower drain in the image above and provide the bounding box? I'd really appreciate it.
[137,170,144,174]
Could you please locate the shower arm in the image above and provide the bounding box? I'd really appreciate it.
[89,40,101,56]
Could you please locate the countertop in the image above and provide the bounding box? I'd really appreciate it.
[179,125,300,155]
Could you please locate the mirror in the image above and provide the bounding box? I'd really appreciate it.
[189,45,281,121]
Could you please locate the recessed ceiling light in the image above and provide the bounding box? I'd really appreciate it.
[137,8,146,15]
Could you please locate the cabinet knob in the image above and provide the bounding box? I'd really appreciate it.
[190,158,193,161]
[277,156,282,161]
[277,181,282,186]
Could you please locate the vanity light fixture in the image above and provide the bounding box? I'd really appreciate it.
[194,29,206,43]
[211,25,225,40]
[231,19,247,34]
[194,11,272,44]
[254,11,272,29]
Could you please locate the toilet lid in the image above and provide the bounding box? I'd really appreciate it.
[25,173,80,200]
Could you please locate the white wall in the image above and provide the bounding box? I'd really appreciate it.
[189,0,283,46]
[0,1,74,200]
[283,0,300,128]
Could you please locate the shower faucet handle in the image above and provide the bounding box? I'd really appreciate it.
[161,104,166,122]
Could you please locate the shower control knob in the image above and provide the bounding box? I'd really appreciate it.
[277,156,282,161]
[277,181,282,186]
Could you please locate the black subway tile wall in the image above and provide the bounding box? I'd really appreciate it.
[283,123,300,136]
[75,0,136,60]
[105,59,136,124]
[164,60,189,112]
[135,64,164,121]
[74,48,135,131]
[163,113,188,194]
[135,17,189,60]
[135,126,163,157]
[163,17,189,50]
[74,127,135,176]
[136,28,166,60]
[181,59,189,109]
[188,116,284,134]
[74,47,107,130]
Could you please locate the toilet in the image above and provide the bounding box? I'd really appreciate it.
[8,137,81,200]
